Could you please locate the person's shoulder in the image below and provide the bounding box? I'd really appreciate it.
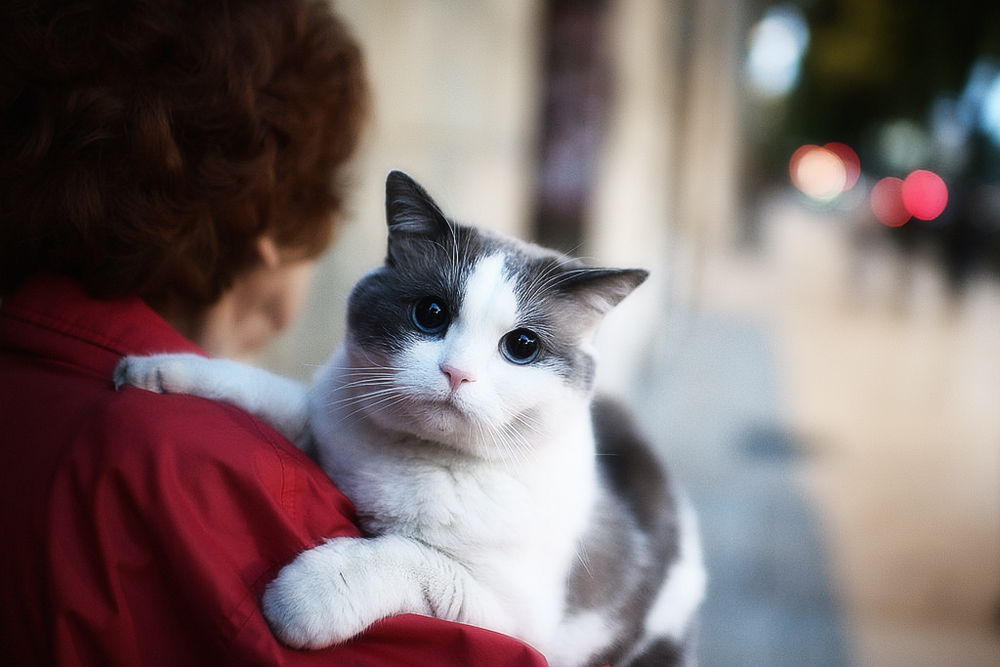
[93,384,292,462]
[79,385,354,527]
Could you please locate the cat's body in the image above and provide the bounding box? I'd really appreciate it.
[116,171,705,666]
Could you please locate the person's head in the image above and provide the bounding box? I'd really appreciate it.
[0,0,368,353]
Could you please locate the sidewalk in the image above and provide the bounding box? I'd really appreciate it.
[630,192,1000,666]
[632,312,850,666]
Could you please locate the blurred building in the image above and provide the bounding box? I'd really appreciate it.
[262,0,746,392]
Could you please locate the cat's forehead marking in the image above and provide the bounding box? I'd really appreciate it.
[457,253,519,331]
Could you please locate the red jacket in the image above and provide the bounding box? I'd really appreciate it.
[0,274,547,667]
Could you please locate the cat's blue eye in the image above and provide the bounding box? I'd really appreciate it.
[410,296,450,334]
[500,328,541,364]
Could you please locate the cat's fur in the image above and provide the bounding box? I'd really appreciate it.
[115,171,705,666]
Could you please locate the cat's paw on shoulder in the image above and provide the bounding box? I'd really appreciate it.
[113,353,203,394]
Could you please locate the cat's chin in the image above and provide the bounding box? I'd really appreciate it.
[408,401,476,439]
[375,402,514,459]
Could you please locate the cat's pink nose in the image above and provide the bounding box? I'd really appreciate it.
[440,363,475,392]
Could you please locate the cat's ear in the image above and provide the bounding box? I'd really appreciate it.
[559,268,649,314]
[385,170,451,238]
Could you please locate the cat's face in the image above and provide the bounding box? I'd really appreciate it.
[339,172,647,459]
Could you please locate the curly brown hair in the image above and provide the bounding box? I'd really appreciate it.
[0,0,368,311]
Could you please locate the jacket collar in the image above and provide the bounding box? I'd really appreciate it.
[0,273,205,380]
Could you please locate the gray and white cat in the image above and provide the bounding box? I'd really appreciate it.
[115,171,705,667]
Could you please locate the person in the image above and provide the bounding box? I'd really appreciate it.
[0,1,548,665]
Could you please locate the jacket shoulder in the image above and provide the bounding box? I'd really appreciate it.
[76,385,359,541]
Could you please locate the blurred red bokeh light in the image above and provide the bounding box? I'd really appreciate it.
[901,169,948,220]
[871,170,948,226]
[871,177,910,227]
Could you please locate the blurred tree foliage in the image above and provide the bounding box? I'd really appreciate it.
[791,0,1000,148]
[750,0,1000,285]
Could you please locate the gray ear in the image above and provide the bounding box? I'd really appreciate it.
[385,170,450,238]
[559,268,649,314]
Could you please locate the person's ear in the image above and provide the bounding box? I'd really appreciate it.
[256,235,282,269]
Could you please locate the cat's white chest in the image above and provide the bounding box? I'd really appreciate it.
[326,406,595,546]
[310,364,598,642]
[384,438,596,642]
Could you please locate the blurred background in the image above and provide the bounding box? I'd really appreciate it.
[258,1,1000,664]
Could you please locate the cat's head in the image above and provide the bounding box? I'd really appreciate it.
[342,171,647,458]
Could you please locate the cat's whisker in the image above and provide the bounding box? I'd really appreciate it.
[334,369,394,380]
[511,409,544,434]
[333,376,396,393]
[327,366,397,388]
[490,428,524,473]
[575,544,595,580]
[297,362,324,371]
[342,396,402,421]
[475,420,513,473]
[446,216,461,282]
[326,386,395,406]
[333,387,415,424]
[509,428,538,465]
[327,388,399,410]
[343,387,405,409]
[500,413,543,459]
[497,422,529,466]
[344,347,398,374]
[526,256,577,294]
[332,364,397,379]
[483,414,535,471]
[472,413,509,466]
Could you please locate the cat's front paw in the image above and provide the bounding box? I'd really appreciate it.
[262,538,379,649]
[113,353,202,394]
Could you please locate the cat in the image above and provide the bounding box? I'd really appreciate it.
[114,171,705,667]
